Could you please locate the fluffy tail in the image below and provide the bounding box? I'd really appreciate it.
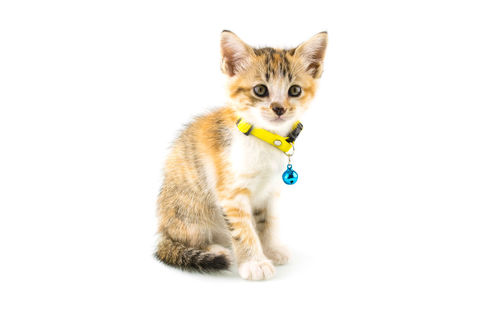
[154,235,230,272]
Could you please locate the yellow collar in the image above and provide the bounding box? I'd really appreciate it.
[235,118,303,153]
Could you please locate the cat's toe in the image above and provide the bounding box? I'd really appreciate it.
[264,245,290,265]
[238,259,275,281]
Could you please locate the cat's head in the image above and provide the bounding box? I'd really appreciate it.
[221,30,327,133]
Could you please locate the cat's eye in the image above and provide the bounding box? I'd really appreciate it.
[288,85,302,97]
[253,84,269,97]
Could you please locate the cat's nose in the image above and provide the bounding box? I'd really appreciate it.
[271,103,286,116]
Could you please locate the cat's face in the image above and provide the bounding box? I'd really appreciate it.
[221,31,327,132]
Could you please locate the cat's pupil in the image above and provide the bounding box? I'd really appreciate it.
[288,85,302,97]
[253,84,268,97]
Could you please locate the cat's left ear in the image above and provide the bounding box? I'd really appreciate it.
[220,30,254,77]
[295,31,328,78]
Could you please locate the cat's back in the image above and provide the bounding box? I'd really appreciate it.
[158,107,237,225]
[163,107,236,189]
[168,106,235,158]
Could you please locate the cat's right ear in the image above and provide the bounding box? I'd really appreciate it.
[295,31,328,78]
[220,30,253,77]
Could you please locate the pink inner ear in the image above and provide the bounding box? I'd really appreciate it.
[307,62,321,78]
[297,33,327,58]
[223,50,251,76]
[299,38,327,78]
[222,47,238,77]
[221,33,251,77]
[310,45,327,62]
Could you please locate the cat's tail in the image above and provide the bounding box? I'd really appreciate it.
[154,235,230,272]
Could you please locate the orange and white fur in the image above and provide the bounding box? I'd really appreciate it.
[155,31,327,280]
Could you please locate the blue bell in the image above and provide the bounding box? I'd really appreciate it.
[282,164,298,185]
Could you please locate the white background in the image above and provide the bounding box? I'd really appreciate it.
[1,0,499,311]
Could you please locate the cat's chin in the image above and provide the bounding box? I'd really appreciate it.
[262,114,294,124]
[269,118,287,124]
[266,116,296,128]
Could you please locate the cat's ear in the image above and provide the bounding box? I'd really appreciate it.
[220,30,254,77]
[295,31,328,78]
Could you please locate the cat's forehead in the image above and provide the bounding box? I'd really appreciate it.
[252,47,298,82]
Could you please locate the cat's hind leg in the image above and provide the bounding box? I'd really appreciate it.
[155,208,232,272]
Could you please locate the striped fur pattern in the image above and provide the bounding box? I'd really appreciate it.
[155,31,327,280]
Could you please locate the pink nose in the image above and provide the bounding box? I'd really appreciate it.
[271,103,286,116]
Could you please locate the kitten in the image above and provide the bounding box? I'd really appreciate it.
[155,30,327,280]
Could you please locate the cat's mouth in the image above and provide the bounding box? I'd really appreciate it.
[266,114,290,122]
[270,117,287,123]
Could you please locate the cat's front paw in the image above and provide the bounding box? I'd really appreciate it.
[264,245,290,265]
[238,259,275,281]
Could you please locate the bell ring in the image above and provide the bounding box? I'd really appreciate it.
[282,164,298,185]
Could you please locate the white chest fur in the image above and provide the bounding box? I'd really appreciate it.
[229,128,286,208]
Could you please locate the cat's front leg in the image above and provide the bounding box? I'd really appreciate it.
[219,188,275,280]
[255,193,290,265]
